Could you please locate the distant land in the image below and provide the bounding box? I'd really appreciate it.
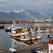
[0,10,44,19]
[0,10,53,20]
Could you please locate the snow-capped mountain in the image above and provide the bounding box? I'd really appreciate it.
[0,10,43,19]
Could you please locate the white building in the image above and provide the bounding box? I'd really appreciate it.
[48,40,53,53]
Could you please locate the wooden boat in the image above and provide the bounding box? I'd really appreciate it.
[8,21,41,45]
[9,26,42,44]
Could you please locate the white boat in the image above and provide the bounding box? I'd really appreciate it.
[7,21,41,45]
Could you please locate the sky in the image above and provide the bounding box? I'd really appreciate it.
[0,0,53,17]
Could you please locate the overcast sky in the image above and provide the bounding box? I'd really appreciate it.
[0,0,53,17]
[0,0,53,10]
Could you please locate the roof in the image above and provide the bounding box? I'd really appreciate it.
[49,40,53,44]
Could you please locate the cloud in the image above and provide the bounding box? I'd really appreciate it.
[0,0,53,18]
[0,0,53,11]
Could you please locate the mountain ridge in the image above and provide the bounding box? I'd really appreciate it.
[0,10,43,19]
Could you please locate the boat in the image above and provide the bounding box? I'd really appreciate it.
[5,27,11,32]
[10,27,41,45]
[7,21,41,45]
[0,25,4,29]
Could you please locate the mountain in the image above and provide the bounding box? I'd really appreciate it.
[0,10,43,19]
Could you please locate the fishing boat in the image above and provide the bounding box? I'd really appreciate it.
[10,27,41,45]
[7,21,41,45]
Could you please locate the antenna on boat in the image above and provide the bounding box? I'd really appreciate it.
[12,21,16,28]
[37,25,41,39]
[38,26,41,35]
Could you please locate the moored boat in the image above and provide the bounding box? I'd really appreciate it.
[7,21,42,45]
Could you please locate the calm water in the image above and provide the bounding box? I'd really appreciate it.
[0,30,11,48]
[0,24,11,48]
[0,24,53,48]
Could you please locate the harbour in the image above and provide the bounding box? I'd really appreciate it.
[0,19,53,53]
[0,0,53,52]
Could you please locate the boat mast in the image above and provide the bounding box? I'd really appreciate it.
[12,21,16,28]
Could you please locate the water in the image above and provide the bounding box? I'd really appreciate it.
[0,24,11,48]
[0,24,53,48]
[0,30,11,48]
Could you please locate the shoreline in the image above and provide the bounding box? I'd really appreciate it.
[0,19,53,24]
